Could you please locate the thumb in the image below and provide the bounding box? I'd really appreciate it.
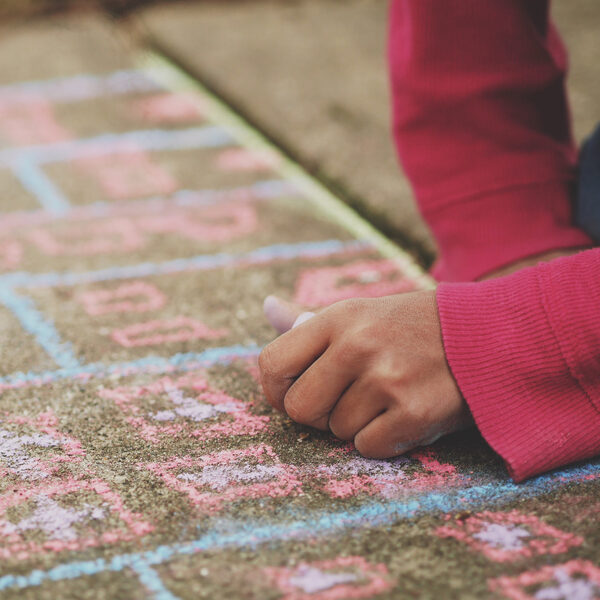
[263,295,315,334]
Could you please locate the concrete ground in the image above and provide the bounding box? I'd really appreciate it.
[0,5,598,599]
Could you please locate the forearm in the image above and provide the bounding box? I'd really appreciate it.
[437,249,600,481]
[388,0,592,281]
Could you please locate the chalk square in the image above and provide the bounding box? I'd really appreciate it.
[436,510,583,562]
[294,259,418,306]
[315,448,461,500]
[0,477,153,561]
[99,371,269,444]
[489,560,600,600]
[143,443,302,514]
[263,556,396,600]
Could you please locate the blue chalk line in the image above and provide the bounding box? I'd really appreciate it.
[0,345,262,388]
[1,239,370,289]
[0,127,233,167]
[0,70,160,104]
[0,288,80,370]
[0,459,597,592]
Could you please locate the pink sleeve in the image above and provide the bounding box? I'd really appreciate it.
[437,249,600,481]
[388,0,592,282]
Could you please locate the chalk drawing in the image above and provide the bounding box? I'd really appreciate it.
[0,478,153,560]
[436,511,583,562]
[143,444,302,514]
[294,259,417,306]
[263,556,396,600]
[0,127,232,168]
[111,316,228,348]
[0,100,71,146]
[78,281,167,316]
[0,411,83,482]
[28,218,145,256]
[489,560,600,600]
[0,239,22,270]
[139,201,258,243]
[0,70,159,105]
[217,148,281,172]
[314,450,461,499]
[75,148,178,200]
[99,373,268,443]
[133,92,206,123]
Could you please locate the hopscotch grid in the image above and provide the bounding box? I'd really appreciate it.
[11,156,71,216]
[0,459,599,593]
[1,67,597,596]
[0,239,366,371]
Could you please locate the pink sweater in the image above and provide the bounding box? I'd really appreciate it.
[388,0,600,481]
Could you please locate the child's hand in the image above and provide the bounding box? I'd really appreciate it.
[259,291,473,458]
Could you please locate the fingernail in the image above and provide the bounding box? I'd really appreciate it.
[292,311,316,329]
[263,295,297,334]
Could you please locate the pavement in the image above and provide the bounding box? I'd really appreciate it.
[0,5,598,600]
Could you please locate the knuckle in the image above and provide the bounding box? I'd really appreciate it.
[328,416,353,442]
[258,344,279,380]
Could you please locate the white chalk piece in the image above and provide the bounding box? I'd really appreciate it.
[292,311,316,329]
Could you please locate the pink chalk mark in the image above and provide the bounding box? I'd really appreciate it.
[216,148,281,172]
[78,281,166,316]
[111,316,228,348]
[139,202,258,243]
[99,373,268,444]
[27,218,145,256]
[436,510,583,563]
[0,477,153,559]
[143,444,302,514]
[410,449,457,476]
[0,239,23,270]
[133,93,206,123]
[294,259,416,307]
[489,560,600,600]
[317,450,460,499]
[0,411,84,482]
[0,100,71,146]
[76,148,178,200]
[263,556,396,600]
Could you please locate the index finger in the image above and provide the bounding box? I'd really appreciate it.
[258,310,331,412]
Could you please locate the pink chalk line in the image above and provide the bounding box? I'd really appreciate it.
[436,510,583,563]
[78,281,167,316]
[0,99,71,146]
[74,146,178,200]
[294,259,417,306]
[263,556,396,600]
[0,478,153,560]
[0,411,84,482]
[132,93,207,124]
[0,181,286,236]
[143,444,302,514]
[99,373,268,444]
[27,218,145,256]
[216,148,281,172]
[488,560,600,600]
[111,316,229,348]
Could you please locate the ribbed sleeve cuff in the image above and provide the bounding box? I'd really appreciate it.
[427,180,592,282]
[437,259,600,482]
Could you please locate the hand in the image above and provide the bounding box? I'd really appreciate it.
[259,291,473,458]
